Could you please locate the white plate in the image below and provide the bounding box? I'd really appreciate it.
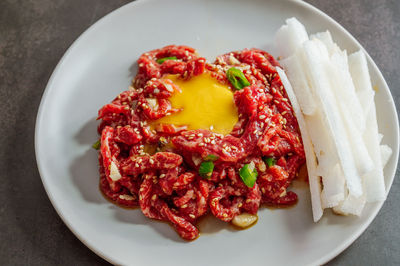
[35,0,399,265]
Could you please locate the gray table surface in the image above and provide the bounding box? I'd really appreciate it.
[0,0,399,265]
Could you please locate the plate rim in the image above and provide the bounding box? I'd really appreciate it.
[34,0,400,265]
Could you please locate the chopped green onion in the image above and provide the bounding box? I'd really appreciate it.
[263,157,276,168]
[226,67,251,90]
[204,154,219,161]
[156,56,178,64]
[92,140,101,150]
[199,161,214,178]
[239,162,258,188]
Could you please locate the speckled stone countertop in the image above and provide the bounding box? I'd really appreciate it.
[0,0,399,265]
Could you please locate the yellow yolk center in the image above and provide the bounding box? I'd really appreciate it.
[153,73,238,135]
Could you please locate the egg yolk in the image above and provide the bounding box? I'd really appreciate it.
[153,73,238,135]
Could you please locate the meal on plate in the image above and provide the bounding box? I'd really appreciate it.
[93,18,392,240]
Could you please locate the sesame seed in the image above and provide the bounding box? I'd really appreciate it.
[181,204,187,208]
[149,158,154,164]
[151,194,157,201]
[282,98,288,102]
[274,100,280,104]
[159,174,165,178]
[238,203,243,208]
[135,163,139,168]
[281,111,287,115]
[189,214,196,219]
[223,213,228,218]
[259,115,266,119]
[198,143,204,147]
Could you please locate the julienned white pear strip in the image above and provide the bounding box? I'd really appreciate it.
[305,109,344,208]
[320,163,345,209]
[282,50,345,207]
[276,67,323,222]
[280,53,316,115]
[348,51,386,202]
[332,192,366,216]
[348,51,375,115]
[380,144,392,168]
[311,31,366,133]
[301,40,363,197]
[310,31,339,55]
[327,52,374,176]
[274,17,309,59]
